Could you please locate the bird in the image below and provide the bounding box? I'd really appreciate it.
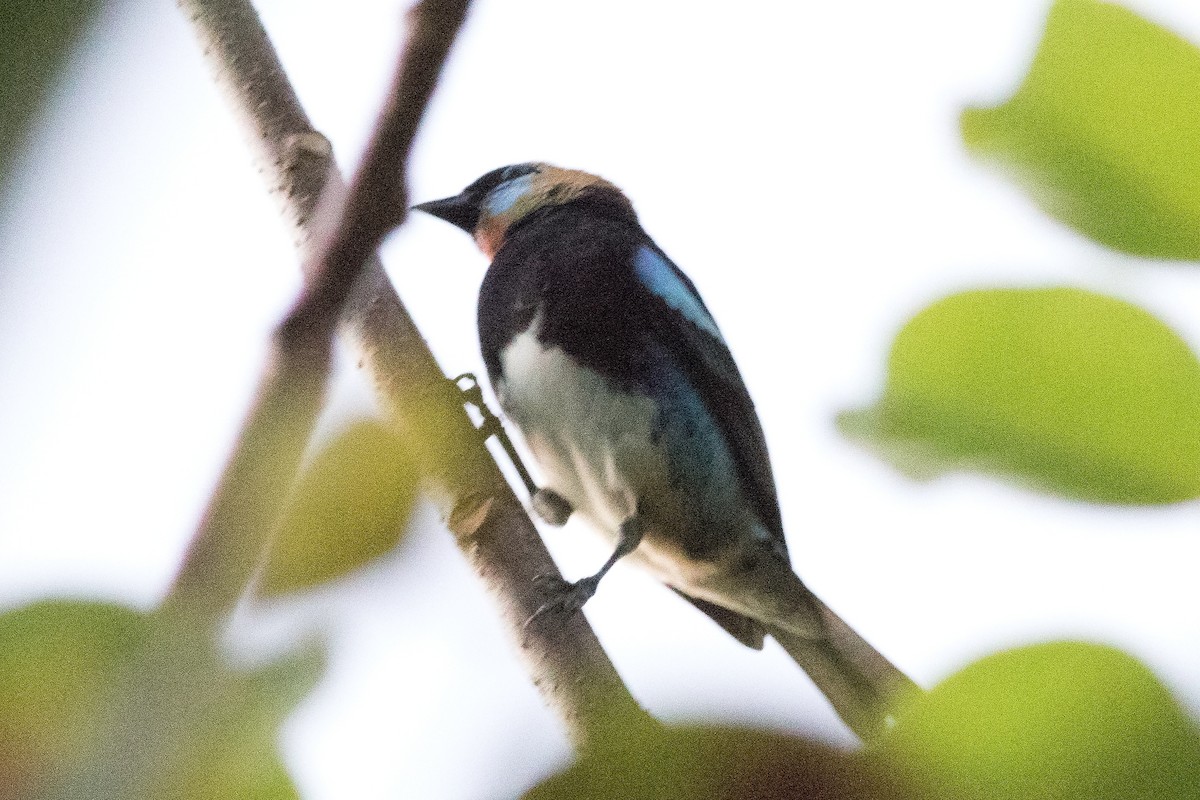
[414,163,918,741]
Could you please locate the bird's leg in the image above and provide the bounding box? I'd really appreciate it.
[451,374,531,489]
[528,514,644,623]
[450,374,574,524]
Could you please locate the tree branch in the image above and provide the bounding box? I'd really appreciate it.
[172,0,650,747]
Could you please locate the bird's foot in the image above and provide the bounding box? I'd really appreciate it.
[523,512,642,627]
[525,573,600,625]
[531,489,573,526]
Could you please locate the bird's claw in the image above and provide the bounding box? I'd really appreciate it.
[525,573,599,626]
[531,489,573,526]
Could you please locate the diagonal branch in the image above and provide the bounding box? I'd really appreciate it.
[165,0,464,616]
[172,0,650,747]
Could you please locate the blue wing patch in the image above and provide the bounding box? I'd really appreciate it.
[633,246,724,341]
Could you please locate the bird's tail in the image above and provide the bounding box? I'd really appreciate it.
[765,594,919,743]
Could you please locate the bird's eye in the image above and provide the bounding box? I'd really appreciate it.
[501,163,541,182]
[464,163,541,198]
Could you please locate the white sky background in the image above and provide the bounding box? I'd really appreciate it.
[3,0,1200,798]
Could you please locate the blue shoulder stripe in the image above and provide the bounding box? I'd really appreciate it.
[633,246,724,341]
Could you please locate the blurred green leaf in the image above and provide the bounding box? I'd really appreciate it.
[0,601,320,799]
[259,419,418,596]
[882,642,1200,800]
[839,287,1200,503]
[961,0,1200,259]
[0,601,146,795]
[1,1,101,187]
[527,723,903,800]
[77,615,319,800]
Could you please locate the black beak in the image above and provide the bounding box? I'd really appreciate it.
[412,193,480,234]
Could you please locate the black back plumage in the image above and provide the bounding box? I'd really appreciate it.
[477,193,787,549]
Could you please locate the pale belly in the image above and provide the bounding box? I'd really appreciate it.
[496,321,755,590]
[498,324,662,531]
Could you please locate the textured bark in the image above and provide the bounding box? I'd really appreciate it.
[173,0,649,746]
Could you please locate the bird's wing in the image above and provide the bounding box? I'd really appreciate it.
[631,241,787,549]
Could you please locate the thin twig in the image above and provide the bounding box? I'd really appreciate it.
[173,0,650,746]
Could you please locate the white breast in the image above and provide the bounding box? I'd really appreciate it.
[496,317,779,598]
[497,318,667,537]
